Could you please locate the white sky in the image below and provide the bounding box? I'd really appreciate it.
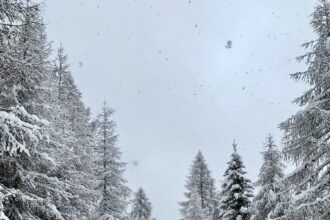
[44,1,316,219]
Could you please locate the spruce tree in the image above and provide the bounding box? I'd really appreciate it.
[253,135,288,220]
[180,151,216,220]
[130,188,152,220]
[279,0,330,218]
[218,141,253,220]
[94,102,130,220]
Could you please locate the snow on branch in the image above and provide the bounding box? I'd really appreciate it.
[0,106,47,156]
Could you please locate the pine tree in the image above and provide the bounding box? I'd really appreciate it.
[180,151,216,220]
[218,141,253,220]
[253,135,288,220]
[130,188,152,220]
[94,102,130,220]
[279,0,330,219]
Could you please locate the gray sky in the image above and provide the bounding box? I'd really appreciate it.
[44,1,316,219]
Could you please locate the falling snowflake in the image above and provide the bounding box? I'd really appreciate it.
[132,161,139,167]
[225,40,233,49]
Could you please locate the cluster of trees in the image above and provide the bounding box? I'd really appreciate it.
[180,0,330,219]
[179,142,253,220]
[180,132,326,220]
[1,0,330,219]
[0,0,154,219]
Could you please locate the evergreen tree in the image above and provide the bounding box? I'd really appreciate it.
[279,0,330,219]
[253,135,288,220]
[183,186,209,220]
[0,1,96,218]
[0,1,67,219]
[130,188,152,220]
[94,102,130,220]
[52,45,77,132]
[0,0,47,158]
[180,151,216,220]
[218,141,253,220]
[49,45,97,219]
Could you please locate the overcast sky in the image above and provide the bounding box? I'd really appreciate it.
[44,1,316,219]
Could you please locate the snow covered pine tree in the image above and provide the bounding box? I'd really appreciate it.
[279,0,330,219]
[218,141,253,220]
[183,186,210,220]
[1,0,98,219]
[0,0,66,219]
[253,135,288,220]
[94,102,130,220]
[180,151,217,220]
[50,45,97,219]
[130,188,152,220]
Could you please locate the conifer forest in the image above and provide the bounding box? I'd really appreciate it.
[0,0,329,220]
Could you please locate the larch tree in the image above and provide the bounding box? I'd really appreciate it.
[52,45,79,133]
[0,0,66,219]
[130,188,152,220]
[94,102,130,220]
[218,141,253,220]
[49,45,97,219]
[0,1,96,218]
[0,0,47,159]
[180,151,217,220]
[253,134,288,220]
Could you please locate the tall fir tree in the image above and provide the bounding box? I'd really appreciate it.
[253,135,288,220]
[94,102,130,220]
[180,151,216,220]
[218,141,253,220]
[279,0,330,219]
[130,188,152,220]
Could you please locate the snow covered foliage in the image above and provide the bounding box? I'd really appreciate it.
[48,46,97,219]
[0,0,130,219]
[180,151,216,220]
[94,102,130,220]
[51,45,85,134]
[326,37,330,52]
[130,188,152,220]
[0,0,48,157]
[279,0,330,219]
[183,186,210,220]
[218,141,253,220]
[0,1,97,219]
[0,184,64,220]
[0,106,45,156]
[0,0,69,218]
[253,135,288,220]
